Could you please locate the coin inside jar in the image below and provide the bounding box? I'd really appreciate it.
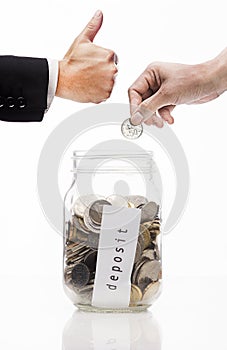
[142,281,161,302]
[125,195,148,208]
[106,194,128,208]
[73,194,104,218]
[142,248,156,261]
[84,250,97,272]
[139,224,151,249]
[130,284,143,304]
[137,260,161,286]
[89,199,112,225]
[121,118,143,139]
[134,241,142,263]
[83,207,102,234]
[72,263,90,288]
[140,202,159,223]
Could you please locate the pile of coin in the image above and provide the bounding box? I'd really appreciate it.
[64,194,162,307]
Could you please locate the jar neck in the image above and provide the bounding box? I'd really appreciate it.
[72,151,154,174]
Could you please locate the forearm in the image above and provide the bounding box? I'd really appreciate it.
[205,47,227,95]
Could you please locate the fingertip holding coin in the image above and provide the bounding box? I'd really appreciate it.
[130,111,144,126]
[121,118,143,139]
[121,110,166,139]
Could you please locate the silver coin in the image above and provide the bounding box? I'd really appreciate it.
[84,250,97,272]
[84,207,101,234]
[138,232,145,251]
[142,281,161,302]
[66,243,88,259]
[132,259,147,285]
[155,244,161,260]
[65,220,71,238]
[127,201,135,208]
[73,194,104,218]
[68,222,78,243]
[106,194,128,208]
[142,221,154,230]
[121,118,143,139]
[139,224,151,249]
[140,202,159,223]
[79,284,94,294]
[66,246,91,264]
[89,199,112,225]
[125,195,148,208]
[87,232,99,250]
[68,227,88,245]
[66,242,86,254]
[66,256,84,266]
[142,248,156,261]
[77,287,93,304]
[134,241,142,263]
[137,260,162,285]
[73,215,90,234]
[138,277,153,292]
[72,263,90,288]
[66,242,78,252]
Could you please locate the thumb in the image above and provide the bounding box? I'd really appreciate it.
[131,89,169,125]
[79,10,103,42]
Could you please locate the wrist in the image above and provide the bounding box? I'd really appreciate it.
[207,48,227,94]
[55,60,66,98]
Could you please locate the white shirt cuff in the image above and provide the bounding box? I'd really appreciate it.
[46,58,59,112]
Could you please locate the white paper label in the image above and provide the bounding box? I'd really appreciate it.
[92,205,141,308]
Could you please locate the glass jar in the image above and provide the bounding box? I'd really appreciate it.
[63,150,162,312]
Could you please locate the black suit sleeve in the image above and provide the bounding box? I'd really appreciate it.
[0,56,49,122]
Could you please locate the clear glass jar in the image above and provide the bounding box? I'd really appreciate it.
[63,150,162,312]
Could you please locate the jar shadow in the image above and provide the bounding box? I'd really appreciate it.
[62,309,161,350]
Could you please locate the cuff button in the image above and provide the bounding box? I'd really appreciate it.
[17,97,26,109]
[0,96,5,108]
[7,97,15,108]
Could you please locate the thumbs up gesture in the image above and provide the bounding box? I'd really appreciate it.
[56,11,118,103]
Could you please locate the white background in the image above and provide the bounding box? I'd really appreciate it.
[0,0,227,349]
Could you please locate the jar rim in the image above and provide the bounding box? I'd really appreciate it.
[72,150,153,159]
[72,150,154,174]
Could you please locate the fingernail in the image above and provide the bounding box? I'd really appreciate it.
[94,10,102,18]
[131,112,144,126]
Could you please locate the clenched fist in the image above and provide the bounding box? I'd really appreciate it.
[56,10,118,104]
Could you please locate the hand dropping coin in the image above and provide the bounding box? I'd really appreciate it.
[121,118,143,139]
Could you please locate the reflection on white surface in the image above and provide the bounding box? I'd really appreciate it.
[62,310,161,350]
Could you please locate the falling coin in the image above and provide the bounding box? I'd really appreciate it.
[121,118,143,139]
